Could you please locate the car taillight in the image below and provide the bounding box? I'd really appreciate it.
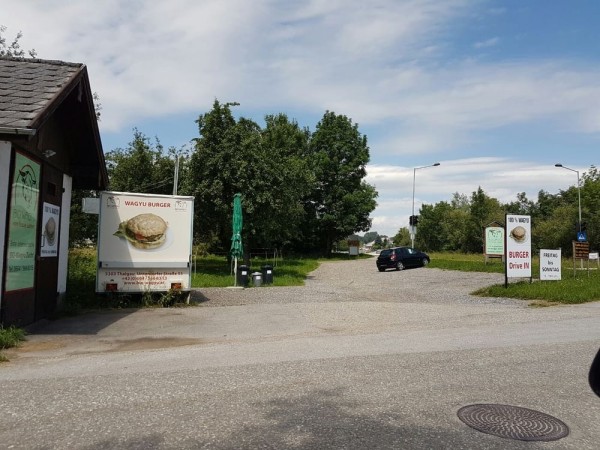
[390,253,396,261]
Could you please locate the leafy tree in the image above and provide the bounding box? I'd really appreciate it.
[416,201,456,251]
[306,111,378,256]
[0,25,36,57]
[392,227,410,247]
[361,231,379,244]
[68,189,99,246]
[184,102,313,257]
[106,129,184,194]
[462,187,504,253]
[581,166,600,251]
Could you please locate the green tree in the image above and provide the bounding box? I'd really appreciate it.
[392,227,410,246]
[184,102,313,256]
[306,111,378,256]
[462,187,504,253]
[361,231,379,244]
[106,129,183,194]
[0,25,36,57]
[581,166,600,251]
[68,189,99,246]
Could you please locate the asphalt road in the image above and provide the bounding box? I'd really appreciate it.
[1,259,599,449]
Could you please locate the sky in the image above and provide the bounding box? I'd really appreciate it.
[3,0,599,238]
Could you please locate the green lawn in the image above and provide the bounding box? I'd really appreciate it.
[427,252,600,304]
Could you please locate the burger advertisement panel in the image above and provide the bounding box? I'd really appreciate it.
[96,192,194,292]
[40,202,60,257]
[505,214,532,278]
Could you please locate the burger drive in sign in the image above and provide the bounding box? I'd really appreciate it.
[96,191,194,293]
[505,214,532,279]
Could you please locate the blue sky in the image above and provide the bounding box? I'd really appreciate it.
[3,0,599,237]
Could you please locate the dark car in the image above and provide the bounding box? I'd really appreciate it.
[376,247,430,271]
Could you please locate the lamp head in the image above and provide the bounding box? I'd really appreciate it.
[555,163,563,167]
[433,163,441,167]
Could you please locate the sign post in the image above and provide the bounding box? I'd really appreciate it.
[505,214,532,287]
[572,241,590,276]
[540,249,561,281]
[484,225,504,264]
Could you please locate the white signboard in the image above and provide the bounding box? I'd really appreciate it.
[540,249,561,281]
[96,191,194,292]
[40,202,60,257]
[506,214,532,278]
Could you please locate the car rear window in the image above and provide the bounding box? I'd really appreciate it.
[380,249,392,257]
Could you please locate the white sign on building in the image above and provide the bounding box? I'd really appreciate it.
[506,214,532,278]
[540,249,561,281]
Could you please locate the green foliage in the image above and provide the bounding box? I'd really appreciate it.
[192,254,320,287]
[106,129,188,195]
[392,227,411,247]
[0,326,26,349]
[69,189,99,246]
[410,167,599,257]
[306,111,378,256]
[474,274,600,304]
[428,252,600,304]
[0,25,36,57]
[183,102,377,257]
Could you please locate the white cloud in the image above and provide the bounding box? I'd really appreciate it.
[365,158,589,237]
[474,37,499,48]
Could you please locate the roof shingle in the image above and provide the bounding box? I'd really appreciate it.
[0,57,82,129]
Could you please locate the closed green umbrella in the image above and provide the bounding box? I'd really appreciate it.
[230,193,243,286]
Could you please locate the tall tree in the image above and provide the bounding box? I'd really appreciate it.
[184,102,313,255]
[307,111,378,256]
[106,129,183,195]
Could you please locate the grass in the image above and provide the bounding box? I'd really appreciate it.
[427,252,600,304]
[65,248,351,309]
[0,326,26,362]
[192,254,321,287]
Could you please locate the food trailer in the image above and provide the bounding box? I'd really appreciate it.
[96,191,194,293]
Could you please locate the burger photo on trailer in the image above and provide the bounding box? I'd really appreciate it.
[114,213,170,250]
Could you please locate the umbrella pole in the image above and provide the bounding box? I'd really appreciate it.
[234,257,238,287]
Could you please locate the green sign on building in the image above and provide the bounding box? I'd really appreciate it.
[6,152,40,291]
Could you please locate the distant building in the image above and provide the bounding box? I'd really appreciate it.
[0,57,108,326]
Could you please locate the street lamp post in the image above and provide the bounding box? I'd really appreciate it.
[555,163,583,269]
[555,163,582,233]
[411,162,440,248]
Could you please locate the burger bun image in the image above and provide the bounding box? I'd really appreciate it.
[45,217,56,246]
[510,225,527,243]
[114,213,168,249]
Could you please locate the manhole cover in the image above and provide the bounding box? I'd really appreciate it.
[457,404,569,442]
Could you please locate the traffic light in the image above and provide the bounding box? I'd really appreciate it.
[409,215,419,226]
[581,221,587,232]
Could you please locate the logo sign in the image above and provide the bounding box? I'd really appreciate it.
[485,226,504,255]
[577,231,587,242]
[506,214,532,277]
[540,249,561,281]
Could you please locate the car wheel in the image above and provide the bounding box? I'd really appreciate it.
[396,261,405,271]
[378,267,385,272]
[422,258,429,267]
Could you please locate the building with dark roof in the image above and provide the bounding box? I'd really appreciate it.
[0,57,108,326]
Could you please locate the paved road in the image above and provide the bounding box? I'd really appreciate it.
[1,259,599,449]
